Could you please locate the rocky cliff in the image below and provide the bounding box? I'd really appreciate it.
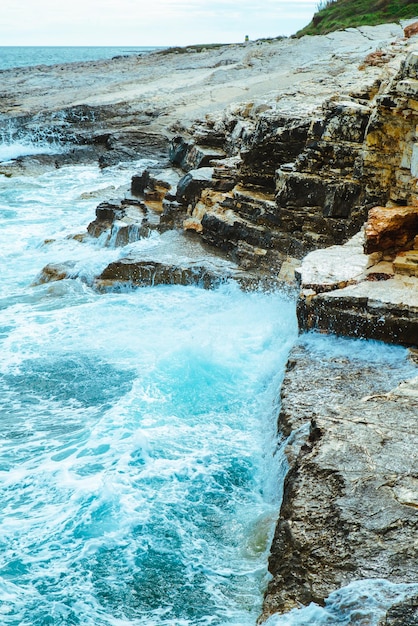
[1,22,418,624]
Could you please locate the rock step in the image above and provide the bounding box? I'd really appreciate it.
[96,259,230,289]
[298,277,418,347]
[200,207,306,258]
[393,250,418,276]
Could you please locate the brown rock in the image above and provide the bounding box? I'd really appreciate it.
[32,262,77,285]
[364,206,418,254]
[404,21,418,38]
[393,250,418,276]
[359,49,392,69]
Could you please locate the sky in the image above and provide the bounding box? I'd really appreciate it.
[0,0,318,47]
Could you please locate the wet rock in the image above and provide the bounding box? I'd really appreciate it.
[87,194,161,245]
[94,230,255,290]
[261,342,418,620]
[380,594,418,625]
[96,258,228,289]
[296,231,418,346]
[297,277,418,346]
[33,261,78,285]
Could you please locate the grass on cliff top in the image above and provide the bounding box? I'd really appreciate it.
[297,0,418,36]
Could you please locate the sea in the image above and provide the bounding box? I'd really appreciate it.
[0,48,417,626]
[0,47,161,72]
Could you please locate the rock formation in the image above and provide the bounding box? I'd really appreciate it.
[260,340,418,621]
[1,22,418,623]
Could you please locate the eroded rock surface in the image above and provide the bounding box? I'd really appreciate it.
[4,23,418,624]
[260,339,418,621]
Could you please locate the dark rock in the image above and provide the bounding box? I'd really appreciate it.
[380,595,418,625]
[169,135,192,168]
[169,136,225,171]
[176,167,215,203]
[239,115,310,190]
[97,258,227,289]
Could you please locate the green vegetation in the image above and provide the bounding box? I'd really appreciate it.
[296,0,418,37]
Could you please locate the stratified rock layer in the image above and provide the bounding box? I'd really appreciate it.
[3,23,418,624]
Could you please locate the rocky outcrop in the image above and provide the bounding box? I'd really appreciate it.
[296,228,418,346]
[159,58,403,277]
[164,99,378,275]
[13,29,418,624]
[260,341,418,622]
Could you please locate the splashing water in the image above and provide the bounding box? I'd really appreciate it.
[264,579,418,626]
[0,155,298,625]
[1,146,416,625]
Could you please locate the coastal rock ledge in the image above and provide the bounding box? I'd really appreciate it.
[1,22,418,624]
[260,341,418,623]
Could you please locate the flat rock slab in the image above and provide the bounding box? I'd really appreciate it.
[296,231,372,291]
[97,258,233,289]
[94,230,251,290]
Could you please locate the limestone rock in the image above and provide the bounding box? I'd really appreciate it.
[295,231,373,291]
[393,249,418,276]
[297,277,418,346]
[33,262,78,285]
[404,21,418,38]
[364,205,418,254]
[261,341,418,620]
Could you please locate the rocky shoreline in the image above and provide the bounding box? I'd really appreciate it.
[1,22,418,623]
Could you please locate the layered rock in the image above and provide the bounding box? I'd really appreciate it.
[163,70,396,276]
[296,229,418,346]
[15,29,418,624]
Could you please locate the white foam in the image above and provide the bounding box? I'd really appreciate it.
[264,579,418,625]
[0,141,59,163]
[0,158,299,624]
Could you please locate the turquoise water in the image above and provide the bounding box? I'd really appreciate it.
[0,46,160,71]
[0,129,417,622]
[0,155,298,625]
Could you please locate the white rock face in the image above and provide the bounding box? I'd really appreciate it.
[0,22,415,136]
[296,231,373,290]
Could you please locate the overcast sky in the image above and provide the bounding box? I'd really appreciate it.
[1,0,317,47]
